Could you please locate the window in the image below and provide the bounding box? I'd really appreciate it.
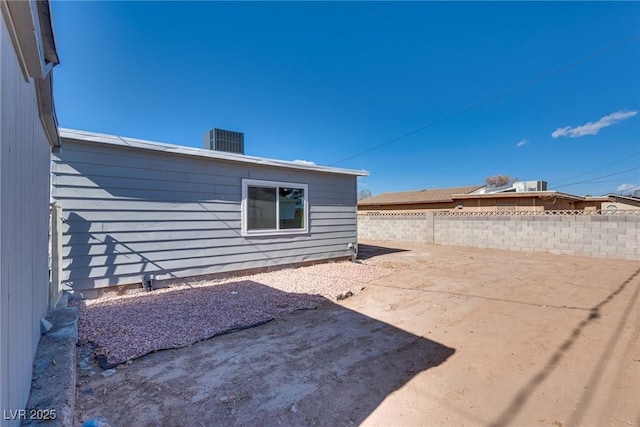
[242,179,308,235]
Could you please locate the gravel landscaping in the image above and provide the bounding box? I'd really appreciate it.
[75,261,392,366]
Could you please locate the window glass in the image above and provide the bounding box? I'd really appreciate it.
[279,187,305,229]
[247,186,276,230]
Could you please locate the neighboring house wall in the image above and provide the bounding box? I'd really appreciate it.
[52,138,360,291]
[575,199,605,211]
[599,201,640,211]
[456,196,576,212]
[359,196,581,212]
[357,186,484,212]
[0,5,57,422]
[358,212,640,260]
[363,195,640,213]
[359,189,595,213]
[358,201,455,212]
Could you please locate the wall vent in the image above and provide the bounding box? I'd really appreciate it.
[203,128,244,154]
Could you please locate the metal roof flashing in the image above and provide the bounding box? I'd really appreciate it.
[58,129,369,177]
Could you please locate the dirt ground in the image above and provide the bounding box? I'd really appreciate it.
[74,241,640,426]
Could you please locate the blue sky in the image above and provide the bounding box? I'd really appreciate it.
[51,1,639,197]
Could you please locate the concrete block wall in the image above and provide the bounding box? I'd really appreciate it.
[357,213,434,244]
[357,213,640,260]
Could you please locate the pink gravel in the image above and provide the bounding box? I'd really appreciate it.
[75,261,392,365]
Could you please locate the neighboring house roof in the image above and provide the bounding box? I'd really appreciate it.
[59,129,369,177]
[604,194,640,207]
[359,183,640,208]
[452,191,586,202]
[358,185,484,206]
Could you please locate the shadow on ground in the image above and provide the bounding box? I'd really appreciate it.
[490,267,640,427]
[358,243,409,260]
[75,282,454,426]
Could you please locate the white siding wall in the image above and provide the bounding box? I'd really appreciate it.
[0,13,51,423]
[52,140,359,291]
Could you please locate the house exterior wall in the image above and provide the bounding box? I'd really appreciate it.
[0,12,51,423]
[52,139,359,291]
[358,212,640,260]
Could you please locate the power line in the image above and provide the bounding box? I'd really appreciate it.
[549,152,640,186]
[567,178,640,186]
[329,34,640,166]
[553,166,640,188]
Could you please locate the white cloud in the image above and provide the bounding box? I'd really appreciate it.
[292,159,315,165]
[617,183,640,193]
[551,110,637,138]
[516,139,528,147]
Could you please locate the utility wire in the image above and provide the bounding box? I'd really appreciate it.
[549,152,640,186]
[567,178,640,186]
[553,166,640,188]
[330,34,640,166]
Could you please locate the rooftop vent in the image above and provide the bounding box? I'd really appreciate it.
[203,128,244,154]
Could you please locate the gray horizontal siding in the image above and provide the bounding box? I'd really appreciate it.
[68,249,354,290]
[1,13,52,424]
[61,209,354,223]
[53,143,356,203]
[64,240,352,272]
[53,140,358,291]
[62,218,356,234]
[62,231,357,257]
[54,197,356,213]
[60,224,357,246]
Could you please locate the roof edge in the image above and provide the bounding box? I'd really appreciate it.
[59,128,369,177]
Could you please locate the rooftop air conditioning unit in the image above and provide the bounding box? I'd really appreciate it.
[528,180,547,191]
[203,128,244,154]
[514,180,548,192]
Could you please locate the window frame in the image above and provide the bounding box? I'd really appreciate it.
[241,179,309,236]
